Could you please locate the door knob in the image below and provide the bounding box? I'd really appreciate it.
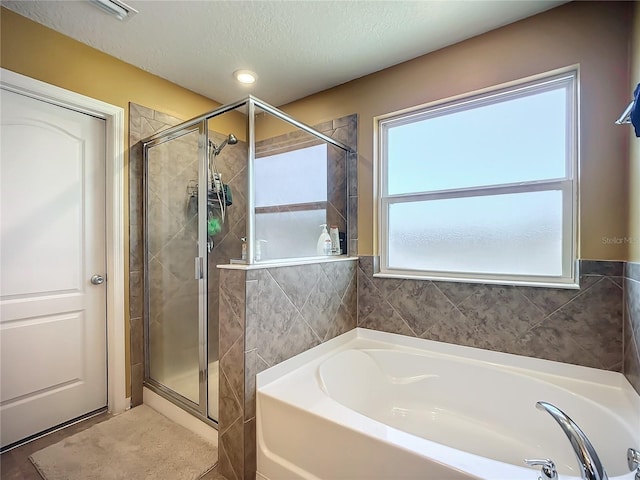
[90,274,105,285]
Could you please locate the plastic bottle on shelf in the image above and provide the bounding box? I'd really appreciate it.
[329,225,340,255]
[317,224,332,256]
[240,237,247,260]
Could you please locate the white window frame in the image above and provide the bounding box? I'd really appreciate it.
[374,67,579,288]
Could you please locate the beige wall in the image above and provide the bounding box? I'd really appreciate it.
[276,1,633,260]
[0,8,244,397]
[630,3,640,263]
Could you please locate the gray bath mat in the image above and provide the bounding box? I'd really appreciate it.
[30,405,217,480]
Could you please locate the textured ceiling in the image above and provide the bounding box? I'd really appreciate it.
[3,0,566,106]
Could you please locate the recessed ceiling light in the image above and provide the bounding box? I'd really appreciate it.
[234,70,258,85]
[89,0,138,20]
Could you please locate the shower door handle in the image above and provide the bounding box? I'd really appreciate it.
[195,257,204,280]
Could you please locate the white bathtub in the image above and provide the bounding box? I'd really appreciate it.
[256,328,640,480]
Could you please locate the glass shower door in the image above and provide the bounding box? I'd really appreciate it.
[144,128,204,409]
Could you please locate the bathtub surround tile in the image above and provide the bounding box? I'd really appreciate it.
[268,264,319,311]
[457,285,545,342]
[628,279,640,340]
[387,280,465,337]
[218,441,236,480]
[433,281,480,306]
[359,298,415,337]
[219,292,243,358]
[545,278,622,369]
[222,336,245,408]
[300,272,342,341]
[243,418,256,480]
[220,270,247,320]
[609,276,624,288]
[517,275,599,315]
[623,263,640,394]
[520,320,602,367]
[624,333,640,394]
[244,280,259,351]
[357,268,385,320]
[581,260,624,276]
[219,369,242,433]
[280,314,322,364]
[358,256,403,298]
[220,417,244,480]
[218,258,357,479]
[244,350,258,419]
[343,269,357,308]
[325,302,355,341]
[357,257,626,372]
[627,262,640,281]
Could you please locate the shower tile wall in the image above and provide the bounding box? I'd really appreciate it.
[218,259,357,480]
[128,103,247,406]
[358,257,624,371]
[624,262,640,394]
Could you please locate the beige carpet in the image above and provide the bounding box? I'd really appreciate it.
[30,405,217,480]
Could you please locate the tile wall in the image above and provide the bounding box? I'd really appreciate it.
[358,257,625,371]
[218,259,357,480]
[624,262,640,393]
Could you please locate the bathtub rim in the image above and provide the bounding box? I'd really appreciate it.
[257,327,640,480]
[258,327,636,395]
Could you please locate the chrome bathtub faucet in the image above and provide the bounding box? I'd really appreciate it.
[628,448,640,479]
[524,458,557,480]
[535,401,608,480]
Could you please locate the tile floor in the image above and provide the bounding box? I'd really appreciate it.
[0,411,226,480]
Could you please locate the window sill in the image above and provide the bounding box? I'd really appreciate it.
[373,271,580,290]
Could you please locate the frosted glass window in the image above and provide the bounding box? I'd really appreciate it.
[255,144,327,207]
[377,69,578,286]
[388,191,563,276]
[255,209,326,260]
[387,88,567,194]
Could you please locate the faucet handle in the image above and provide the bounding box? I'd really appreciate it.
[524,458,558,480]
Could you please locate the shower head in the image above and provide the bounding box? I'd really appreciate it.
[211,133,238,155]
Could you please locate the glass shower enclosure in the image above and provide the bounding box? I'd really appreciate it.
[142,96,353,425]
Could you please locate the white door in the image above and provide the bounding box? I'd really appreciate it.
[0,88,108,449]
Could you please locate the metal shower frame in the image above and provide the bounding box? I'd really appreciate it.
[141,95,355,425]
